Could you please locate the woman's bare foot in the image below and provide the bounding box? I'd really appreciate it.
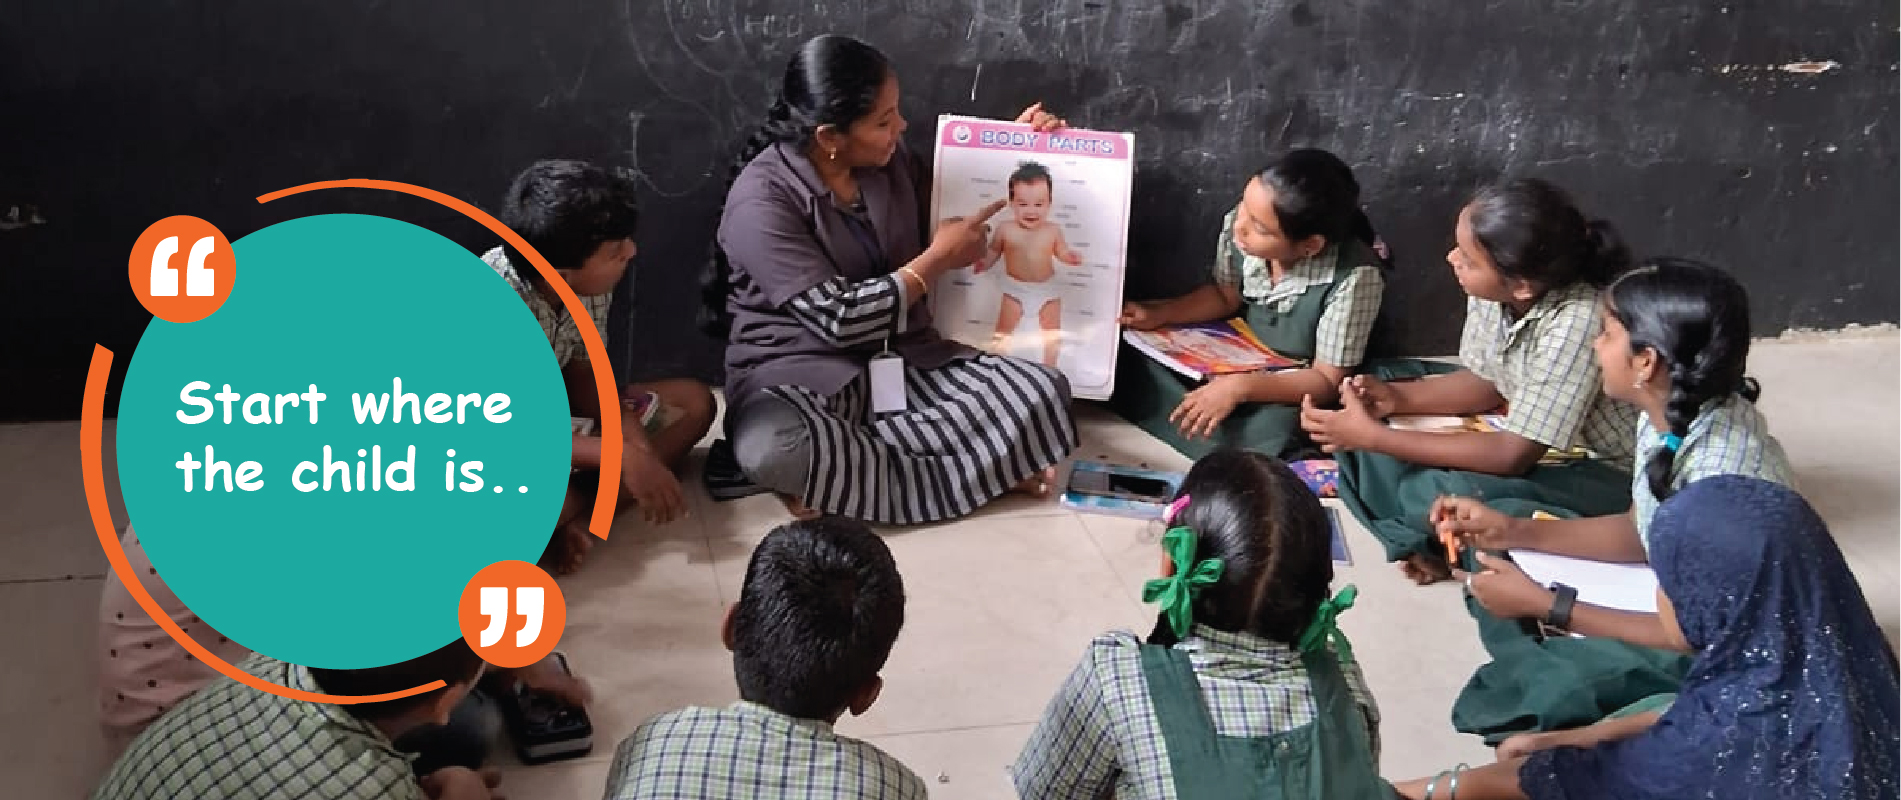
[539,520,595,577]
[776,493,822,521]
[1011,467,1057,499]
[1398,552,1453,585]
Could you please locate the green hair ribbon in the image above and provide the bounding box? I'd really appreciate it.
[1297,585,1360,659]
[1142,526,1225,639]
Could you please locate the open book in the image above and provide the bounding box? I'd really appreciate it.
[1122,319,1304,382]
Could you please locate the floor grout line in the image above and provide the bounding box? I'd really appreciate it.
[0,573,106,585]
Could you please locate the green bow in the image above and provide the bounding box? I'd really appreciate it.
[1142,526,1225,639]
[1298,585,1359,658]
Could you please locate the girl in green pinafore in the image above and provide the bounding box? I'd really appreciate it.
[1436,257,1795,741]
[1112,149,1389,460]
[1302,179,1640,585]
[1012,449,1392,800]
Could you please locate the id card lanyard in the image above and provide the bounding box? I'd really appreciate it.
[778,145,909,414]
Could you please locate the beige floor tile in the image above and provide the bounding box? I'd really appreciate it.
[0,421,120,580]
[0,579,112,798]
[498,754,613,799]
[550,512,739,756]
[708,513,1151,736]
[866,723,1037,800]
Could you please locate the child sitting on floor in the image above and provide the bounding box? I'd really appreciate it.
[604,517,926,799]
[1012,449,1387,799]
[1112,148,1389,461]
[1302,178,1639,584]
[94,641,501,800]
[488,159,716,574]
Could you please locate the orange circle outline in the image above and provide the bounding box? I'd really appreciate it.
[84,179,620,704]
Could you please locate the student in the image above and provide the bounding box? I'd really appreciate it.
[94,641,504,800]
[1012,449,1387,799]
[1391,477,1899,800]
[98,526,587,768]
[1448,257,1795,648]
[604,517,925,799]
[1113,149,1388,461]
[1302,178,1639,584]
[487,159,716,573]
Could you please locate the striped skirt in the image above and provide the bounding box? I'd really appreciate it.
[766,354,1078,524]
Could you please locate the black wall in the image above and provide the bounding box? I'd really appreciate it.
[5,0,1895,421]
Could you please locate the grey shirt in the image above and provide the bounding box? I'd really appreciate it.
[718,141,970,404]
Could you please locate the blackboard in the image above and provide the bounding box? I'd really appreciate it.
[4,0,1895,420]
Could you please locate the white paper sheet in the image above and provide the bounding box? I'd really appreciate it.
[1510,549,1660,614]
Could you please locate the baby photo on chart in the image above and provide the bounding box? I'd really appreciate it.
[928,115,1134,401]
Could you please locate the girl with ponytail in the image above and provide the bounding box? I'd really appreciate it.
[1110,149,1392,462]
[698,34,1079,524]
[1305,178,1642,584]
[1302,178,1675,740]
[1446,257,1793,633]
[1428,258,1796,745]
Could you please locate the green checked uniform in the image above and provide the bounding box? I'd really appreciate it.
[1455,393,1797,740]
[606,702,927,800]
[93,654,425,800]
[1110,212,1385,460]
[1012,625,1389,799]
[1337,284,1641,565]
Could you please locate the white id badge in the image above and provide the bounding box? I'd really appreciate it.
[869,353,907,413]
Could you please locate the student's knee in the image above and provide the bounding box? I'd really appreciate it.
[731,398,811,496]
[648,379,717,437]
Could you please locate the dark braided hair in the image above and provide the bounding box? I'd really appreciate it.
[1146,449,1335,648]
[1467,178,1632,289]
[1257,148,1390,269]
[1606,257,1759,500]
[697,35,894,337]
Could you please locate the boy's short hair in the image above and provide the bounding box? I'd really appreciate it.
[1007,161,1053,196]
[731,517,906,720]
[309,638,485,721]
[498,159,640,275]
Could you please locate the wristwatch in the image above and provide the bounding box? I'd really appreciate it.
[1545,583,1579,631]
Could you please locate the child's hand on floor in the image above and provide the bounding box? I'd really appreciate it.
[421,766,502,800]
[1462,551,1555,620]
[620,448,687,525]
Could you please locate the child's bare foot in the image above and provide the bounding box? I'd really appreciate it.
[1011,468,1057,499]
[776,493,822,521]
[1398,552,1453,585]
[540,520,595,577]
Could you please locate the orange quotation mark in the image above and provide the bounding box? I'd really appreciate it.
[458,561,568,669]
[85,180,622,704]
[129,216,236,323]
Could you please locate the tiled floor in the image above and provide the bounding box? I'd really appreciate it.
[5,335,1896,798]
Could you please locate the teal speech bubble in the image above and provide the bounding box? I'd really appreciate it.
[117,214,570,668]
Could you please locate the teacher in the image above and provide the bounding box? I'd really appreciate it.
[699,34,1079,524]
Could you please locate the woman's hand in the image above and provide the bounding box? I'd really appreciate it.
[1299,382,1387,453]
[1344,374,1399,419]
[931,199,1007,268]
[1119,301,1166,331]
[1170,376,1248,439]
[1464,551,1556,620]
[1016,102,1067,131]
